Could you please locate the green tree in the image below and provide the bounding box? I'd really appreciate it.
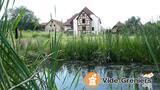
[8,6,40,30]
[124,16,142,33]
[144,21,160,34]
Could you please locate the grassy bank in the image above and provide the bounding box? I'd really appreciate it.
[17,31,160,65]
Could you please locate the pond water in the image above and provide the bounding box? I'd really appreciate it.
[54,63,160,90]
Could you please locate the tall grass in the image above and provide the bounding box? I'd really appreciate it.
[0,1,80,89]
[0,2,38,90]
[58,32,160,65]
[0,1,63,90]
[18,30,160,65]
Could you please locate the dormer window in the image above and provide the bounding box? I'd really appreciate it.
[82,19,85,23]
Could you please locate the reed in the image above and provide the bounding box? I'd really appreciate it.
[0,1,64,90]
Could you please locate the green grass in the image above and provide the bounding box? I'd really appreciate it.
[18,31,160,65]
[0,1,61,89]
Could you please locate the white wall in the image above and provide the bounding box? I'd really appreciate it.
[45,23,53,32]
[64,26,72,31]
[45,21,63,32]
[90,15,101,34]
[72,14,101,36]
[73,16,78,36]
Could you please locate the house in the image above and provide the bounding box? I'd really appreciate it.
[112,21,123,33]
[40,22,47,30]
[64,7,102,36]
[43,19,64,32]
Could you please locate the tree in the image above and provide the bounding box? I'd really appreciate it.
[8,6,40,30]
[144,21,160,34]
[124,16,142,33]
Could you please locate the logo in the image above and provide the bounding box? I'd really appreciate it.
[84,72,101,88]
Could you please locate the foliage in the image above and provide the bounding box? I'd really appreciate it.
[124,16,142,33]
[8,6,40,30]
[0,1,60,90]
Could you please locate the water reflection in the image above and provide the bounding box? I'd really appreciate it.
[55,63,160,90]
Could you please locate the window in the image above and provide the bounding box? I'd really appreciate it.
[82,26,86,31]
[92,27,94,31]
[82,19,85,23]
[82,13,85,16]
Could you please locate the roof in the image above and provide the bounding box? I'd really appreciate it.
[47,19,64,26]
[112,21,123,29]
[76,7,94,20]
[41,22,47,26]
[82,7,94,16]
[64,13,79,26]
[64,7,101,26]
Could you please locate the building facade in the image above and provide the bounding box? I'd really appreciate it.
[44,19,64,32]
[112,21,123,33]
[64,7,102,36]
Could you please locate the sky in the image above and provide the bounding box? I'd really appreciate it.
[2,0,160,28]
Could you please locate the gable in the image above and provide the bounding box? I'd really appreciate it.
[76,10,92,20]
[65,7,101,26]
[76,11,92,27]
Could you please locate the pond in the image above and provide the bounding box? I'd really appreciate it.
[54,63,160,90]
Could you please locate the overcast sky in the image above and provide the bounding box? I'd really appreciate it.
[2,0,160,28]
